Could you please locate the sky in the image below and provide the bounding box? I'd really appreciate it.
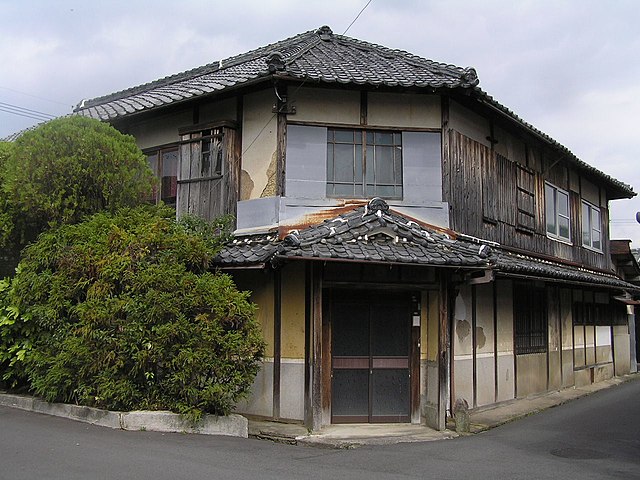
[1,0,639,245]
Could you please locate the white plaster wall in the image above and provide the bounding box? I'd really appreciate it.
[368,93,440,129]
[449,100,491,148]
[290,87,360,124]
[475,284,495,406]
[496,280,515,402]
[235,360,274,418]
[613,325,631,375]
[453,286,473,405]
[242,90,277,199]
[279,359,305,421]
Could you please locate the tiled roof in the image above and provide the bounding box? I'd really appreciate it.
[217,198,638,292]
[216,198,491,268]
[493,249,637,290]
[472,90,634,199]
[68,25,634,199]
[73,26,477,122]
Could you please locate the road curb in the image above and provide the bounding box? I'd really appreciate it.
[0,392,248,438]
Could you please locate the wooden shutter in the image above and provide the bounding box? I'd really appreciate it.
[176,123,238,222]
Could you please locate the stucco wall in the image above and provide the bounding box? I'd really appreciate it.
[560,289,575,387]
[241,90,277,200]
[449,100,491,148]
[475,284,495,407]
[496,280,515,402]
[516,353,547,397]
[613,325,631,375]
[230,270,275,418]
[127,108,192,150]
[279,262,306,421]
[453,286,473,406]
[291,87,360,124]
[367,92,440,129]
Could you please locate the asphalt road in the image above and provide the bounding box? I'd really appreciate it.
[2,379,639,480]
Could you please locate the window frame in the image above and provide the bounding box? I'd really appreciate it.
[145,144,179,207]
[326,127,403,200]
[581,200,602,252]
[545,182,571,243]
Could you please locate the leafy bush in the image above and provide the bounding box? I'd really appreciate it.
[0,276,33,389]
[11,205,263,418]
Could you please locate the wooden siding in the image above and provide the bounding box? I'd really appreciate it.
[177,126,238,222]
[445,129,612,270]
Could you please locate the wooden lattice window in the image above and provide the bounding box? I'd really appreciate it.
[514,283,547,355]
[177,121,238,221]
[516,164,536,232]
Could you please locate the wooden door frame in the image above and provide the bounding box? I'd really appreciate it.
[323,287,420,424]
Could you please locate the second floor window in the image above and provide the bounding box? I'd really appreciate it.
[147,146,178,207]
[582,201,602,251]
[545,182,570,242]
[326,128,403,199]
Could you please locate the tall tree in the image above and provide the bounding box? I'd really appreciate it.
[1,116,155,257]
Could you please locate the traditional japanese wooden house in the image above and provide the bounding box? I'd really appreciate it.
[73,26,638,430]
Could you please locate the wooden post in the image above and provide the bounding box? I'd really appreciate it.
[276,84,287,197]
[438,272,450,431]
[273,269,282,420]
[310,262,324,431]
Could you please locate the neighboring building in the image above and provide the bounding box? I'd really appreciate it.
[72,26,638,430]
[611,239,640,373]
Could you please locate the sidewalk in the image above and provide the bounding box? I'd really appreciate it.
[249,373,639,448]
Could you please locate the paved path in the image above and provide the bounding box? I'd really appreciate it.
[2,379,640,479]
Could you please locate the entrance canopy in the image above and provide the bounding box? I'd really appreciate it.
[216,198,638,293]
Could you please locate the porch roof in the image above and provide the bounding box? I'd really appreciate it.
[216,198,491,269]
[493,249,637,290]
[216,198,639,293]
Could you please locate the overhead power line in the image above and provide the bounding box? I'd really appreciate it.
[0,101,56,122]
[343,0,373,35]
[0,86,72,108]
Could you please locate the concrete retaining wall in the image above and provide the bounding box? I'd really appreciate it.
[0,393,247,438]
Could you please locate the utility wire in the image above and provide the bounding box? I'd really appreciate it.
[343,0,373,35]
[0,101,56,121]
[0,86,72,107]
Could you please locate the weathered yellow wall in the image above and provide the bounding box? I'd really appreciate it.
[291,87,360,124]
[241,90,278,200]
[367,93,440,129]
[423,290,439,361]
[229,270,275,358]
[281,262,306,359]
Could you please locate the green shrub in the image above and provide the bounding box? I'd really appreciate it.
[11,205,263,418]
[0,276,33,388]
